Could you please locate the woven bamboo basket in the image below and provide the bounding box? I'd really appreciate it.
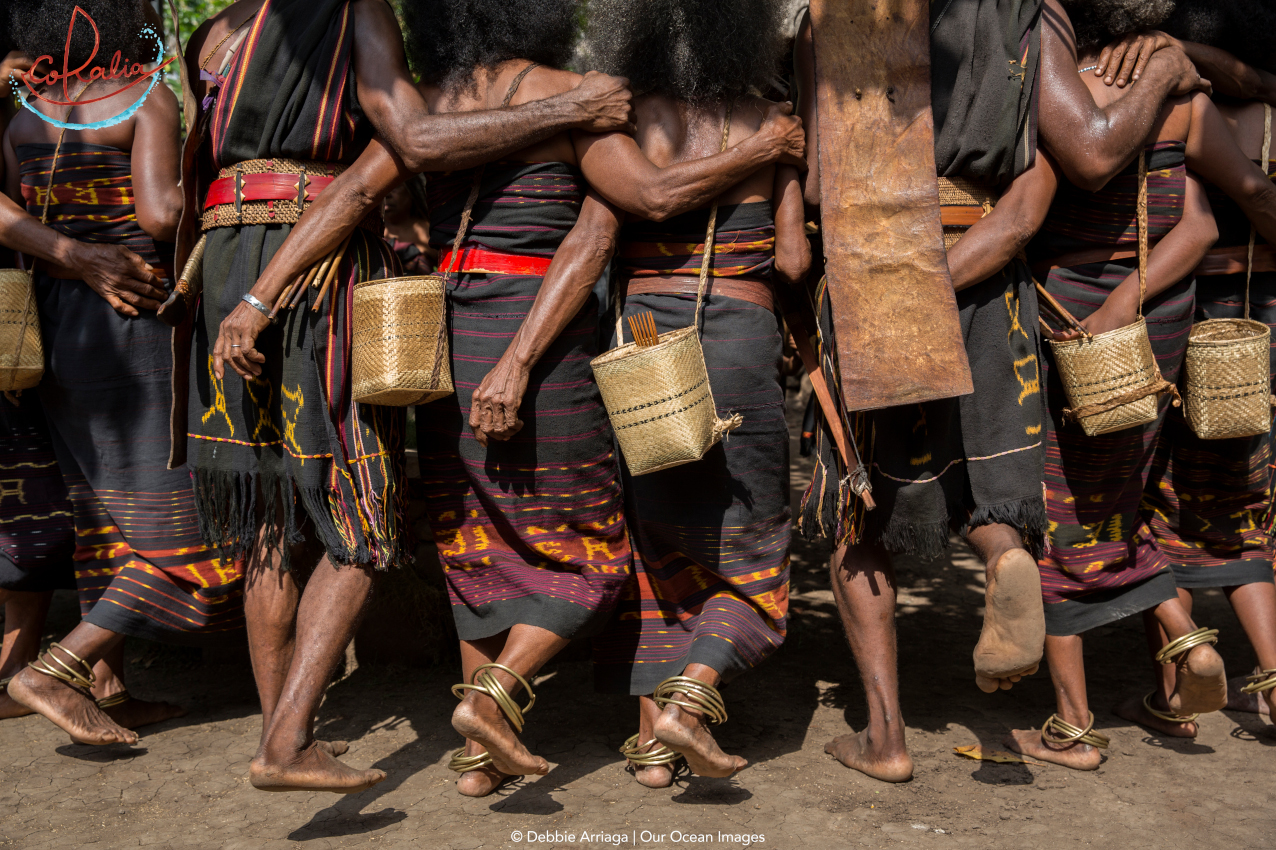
[1050,317,1164,435]
[1183,318,1272,439]
[592,325,735,475]
[351,275,452,406]
[0,268,43,392]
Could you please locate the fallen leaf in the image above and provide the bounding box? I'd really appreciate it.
[953,744,1045,766]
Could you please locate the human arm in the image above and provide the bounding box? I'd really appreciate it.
[795,12,820,208]
[773,165,810,286]
[350,0,632,174]
[574,101,805,222]
[2,129,166,316]
[469,192,622,446]
[1038,0,1207,192]
[0,52,33,100]
[1096,32,1276,104]
[1048,173,1216,339]
[1184,92,1276,246]
[947,152,1060,291]
[129,82,183,242]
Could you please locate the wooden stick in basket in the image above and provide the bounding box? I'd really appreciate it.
[289,246,338,310]
[310,237,352,313]
[270,272,308,320]
[1035,282,1091,339]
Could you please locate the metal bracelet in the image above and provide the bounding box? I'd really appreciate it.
[241,292,276,323]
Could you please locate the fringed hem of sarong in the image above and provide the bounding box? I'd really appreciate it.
[192,468,405,571]
[967,495,1048,559]
[592,633,780,696]
[1170,560,1275,590]
[1043,571,1178,636]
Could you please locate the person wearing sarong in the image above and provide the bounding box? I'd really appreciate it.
[998,21,1244,768]
[584,0,808,786]
[183,0,638,794]
[2,0,241,746]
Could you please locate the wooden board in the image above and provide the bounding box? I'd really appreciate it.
[810,0,972,411]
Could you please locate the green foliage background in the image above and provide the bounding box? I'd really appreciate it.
[163,0,238,120]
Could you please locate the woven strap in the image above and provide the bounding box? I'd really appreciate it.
[447,747,495,773]
[620,734,683,767]
[652,675,729,726]
[1243,104,1273,321]
[1142,691,1198,723]
[1240,668,1276,695]
[451,662,536,734]
[1041,712,1109,749]
[1154,626,1219,665]
[1062,373,1180,422]
[28,641,95,692]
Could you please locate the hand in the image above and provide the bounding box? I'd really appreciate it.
[469,355,529,447]
[1047,287,1139,341]
[568,71,635,134]
[1096,31,1179,88]
[212,301,270,380]
[69,242,167,317]
[756,102,806,167]
[1143,44,1212,97]
[0,51,33,99]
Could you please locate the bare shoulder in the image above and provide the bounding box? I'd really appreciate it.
[188,0,263,60]
[735,96,773,129]
[514,65,582,104]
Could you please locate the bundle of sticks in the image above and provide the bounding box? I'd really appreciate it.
[627,311,660,347]
[270,236,352,320]
[1035,282,1092,339]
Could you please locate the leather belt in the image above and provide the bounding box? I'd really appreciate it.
[939,206,988,227]
[437,245,552,277]
[201,158,379,232]
[203,172,337,208]
[1194,244,1276,276]
[622,275,776,313]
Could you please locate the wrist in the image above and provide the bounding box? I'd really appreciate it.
[49,235,79,267]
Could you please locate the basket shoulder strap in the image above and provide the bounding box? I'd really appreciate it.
[1136,150,1148,318]
[694,99,735,332]
[1244,103,1273,320]
[39,84,90,225]
[443,62,542,283]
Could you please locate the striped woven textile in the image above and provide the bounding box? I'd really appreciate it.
[0,394,74,592]
[189,0,404,570]
[418,160,630,640]
[593,203,790,695]
[1028,142,1193,636]
[619,203,776,279]
[1145,159,1276,589]
[17,143,164,268]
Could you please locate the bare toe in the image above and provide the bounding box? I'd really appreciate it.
[823,730,913,783]
[249,742,386,794]
[654,704,745,779]
[1004,728,1101,771]
[8,668,138,746]
[452,697,548,778]
[100,694,187,731]
[1113,694,1197,738]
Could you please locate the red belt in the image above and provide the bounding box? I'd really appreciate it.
[203,172,338,209]
[437,246,552,276]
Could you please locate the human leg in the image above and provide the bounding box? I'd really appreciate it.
[624,696,677,789]
[0,591,52,719]
[1115,589,1200,737]
[452,633,509,797]
[651,662,747,778]
[1148,594,1228,716]
[822,542,913,783]
[967,523,1045,692]
[248,556,381,793]
[1224,581,1276,715]
[1005,634,1104,770]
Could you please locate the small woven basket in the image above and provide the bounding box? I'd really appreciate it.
[1183,317,1272,440]
[351,275,452,406]
[592,325,733,475]
[1050,317,1163,435]
[0,268,43,392]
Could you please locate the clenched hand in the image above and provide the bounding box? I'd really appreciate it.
[470,354,529,447]
[568,71,635,135]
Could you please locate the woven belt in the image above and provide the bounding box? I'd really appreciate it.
[623,275,775,313]
[437,245,553,276]
[1031,240,1164,278]
[1194,244,1276,276]
[201,158,379,232]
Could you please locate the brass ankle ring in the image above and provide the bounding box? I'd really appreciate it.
[29,642,95,691]
[451,662,536,733]
[1041,712,1109,749]
[95,689,131,710]
[620,733,682,767]
[1240,668,1276,695]
[653,675,728,726]
[448,747,495,773]
[1141,691,1198,724]
[1154,627,1219,665]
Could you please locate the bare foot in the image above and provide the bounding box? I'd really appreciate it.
[1113,694,1197,738]
[823,729,913,782]
[631,763,675,788]
[249,741,386,794]
[1169,644,1227,716]
[1225,674,1274,715]
[99,695,187,730]
[457,765,514,797]
[452,694,549,778]
[7,668,137,746]
[654,702,746,779]
[0,687,34,720]
[973,549,1045,692]
[1004,728,1101,770]
[319,740,350,757]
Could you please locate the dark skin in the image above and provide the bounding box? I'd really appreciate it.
[1006,67,1229,771]
[381,184,433,264]
[2,52,191,743]
[183,0,631,794]
[1096,32,1276,106]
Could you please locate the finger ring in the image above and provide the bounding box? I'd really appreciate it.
[231,344,241,348]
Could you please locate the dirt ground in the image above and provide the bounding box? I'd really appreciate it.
[1,391,1273,850]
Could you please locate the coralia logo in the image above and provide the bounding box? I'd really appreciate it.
[10,5,179,131]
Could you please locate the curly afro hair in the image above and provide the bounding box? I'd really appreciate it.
[1060,0,1175,53]
[10,0,154,78]
[400,0,580,91]
[585,0,785,104]
[1161,0,1276,74]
